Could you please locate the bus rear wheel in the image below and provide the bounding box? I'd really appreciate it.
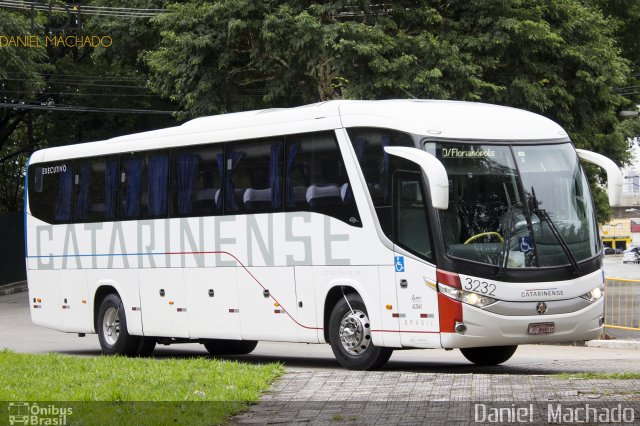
[97,293,142,356]
[138,338,157,357]
[203,340,258,356]
[460,345,518,366]
[329,294,392,370]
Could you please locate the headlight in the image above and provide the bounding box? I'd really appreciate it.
[438,283,497,308]
[580,286,605,302]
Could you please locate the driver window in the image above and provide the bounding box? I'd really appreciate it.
[394,171,433,261]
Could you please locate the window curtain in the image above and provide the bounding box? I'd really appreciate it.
[148,155,169,217]
[123,157,142,218]
[176,153,199,215]
[216,153,224,211]
[54,165,73,221]
[74,162,91,220]
[104,159,119,219]
[222,151,243,212]
[270,143,282,209]
[285,142,299,208]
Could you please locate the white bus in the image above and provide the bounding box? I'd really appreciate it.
[25,100,622,370]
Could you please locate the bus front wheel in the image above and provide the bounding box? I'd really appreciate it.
[328,294,392,370]
[460,345,518,366]
[97,293,142,356]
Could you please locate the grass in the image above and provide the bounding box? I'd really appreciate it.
[0,349,282,425]
[554,372,640,380]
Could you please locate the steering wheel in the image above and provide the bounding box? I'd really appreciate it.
[464,232,504,244]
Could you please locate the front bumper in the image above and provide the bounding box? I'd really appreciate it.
[441,298,604,349]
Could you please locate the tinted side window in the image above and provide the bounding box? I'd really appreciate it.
[120,151,169,220]
[346,128,417,236]
[73,157,119,222]
[171,145,223,217]
[29,162,74,223]
[394,171,433,261]
[223,138,283,214]
[285,132,361,226]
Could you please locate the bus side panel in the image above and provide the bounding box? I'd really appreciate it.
[377,266,401,347]
[292,266,321,343]
[59,269,92,333]
[139,268,189,338]
[394,256,441,348]
[238,266,300,342]
[87,269,143,336]
[28,269,64,331]
[314,266,384,347]
[185,267,241,339]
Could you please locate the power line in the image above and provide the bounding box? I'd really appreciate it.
[1,90,160,98]
[0,0,165,18]
[2,72,146,82]
[0,78,150,90]
[0,102,174,115]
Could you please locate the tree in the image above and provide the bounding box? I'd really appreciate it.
[0,10,49,149]
[146,0,632,220]
[0,2,176,212]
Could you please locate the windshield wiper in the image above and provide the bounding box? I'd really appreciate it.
[497,183,514,277]
[530,187,580,276]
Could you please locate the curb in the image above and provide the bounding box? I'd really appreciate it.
[587,340,640,350]
[0,281,27,296]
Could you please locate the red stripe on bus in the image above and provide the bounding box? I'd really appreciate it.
[437,293,462,333]
[165,250,323,330]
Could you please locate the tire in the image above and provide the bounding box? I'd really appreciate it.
[328,293,393,370]
[460,345,518,366]
[97,293,142,356]
[235,340,258,354]
[203,339,258,356]
[138,338,157,357]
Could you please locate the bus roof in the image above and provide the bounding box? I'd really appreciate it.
[31,100,569,163]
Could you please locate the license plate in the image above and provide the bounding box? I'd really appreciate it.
[528,322,555,335]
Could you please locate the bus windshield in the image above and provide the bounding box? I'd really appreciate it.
[424,142,599,269]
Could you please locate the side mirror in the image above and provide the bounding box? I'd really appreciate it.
[384,146,449,210]
[576,149,623,207]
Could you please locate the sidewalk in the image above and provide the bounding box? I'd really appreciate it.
[230,370,640,424]
[588,340,640,350]
[0,281,27,296]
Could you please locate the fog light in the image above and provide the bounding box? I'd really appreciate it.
[455,321,467,334]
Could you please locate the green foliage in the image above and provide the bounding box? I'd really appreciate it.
[2,0,638,217]
[0,351,282,424]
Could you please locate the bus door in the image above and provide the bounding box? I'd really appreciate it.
[393,171,440,347]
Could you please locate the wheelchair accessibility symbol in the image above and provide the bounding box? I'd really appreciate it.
[519,237,534,253]
[394,256,405,272]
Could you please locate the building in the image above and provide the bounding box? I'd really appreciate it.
[600,142,640,250]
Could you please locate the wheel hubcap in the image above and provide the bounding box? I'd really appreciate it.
[103,306,120,346]
[339,309,371,355]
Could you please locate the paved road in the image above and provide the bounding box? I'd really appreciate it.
[4,290,640,424]
[2,291,640,374]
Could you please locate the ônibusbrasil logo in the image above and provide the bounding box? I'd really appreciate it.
[8,402,73,426]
